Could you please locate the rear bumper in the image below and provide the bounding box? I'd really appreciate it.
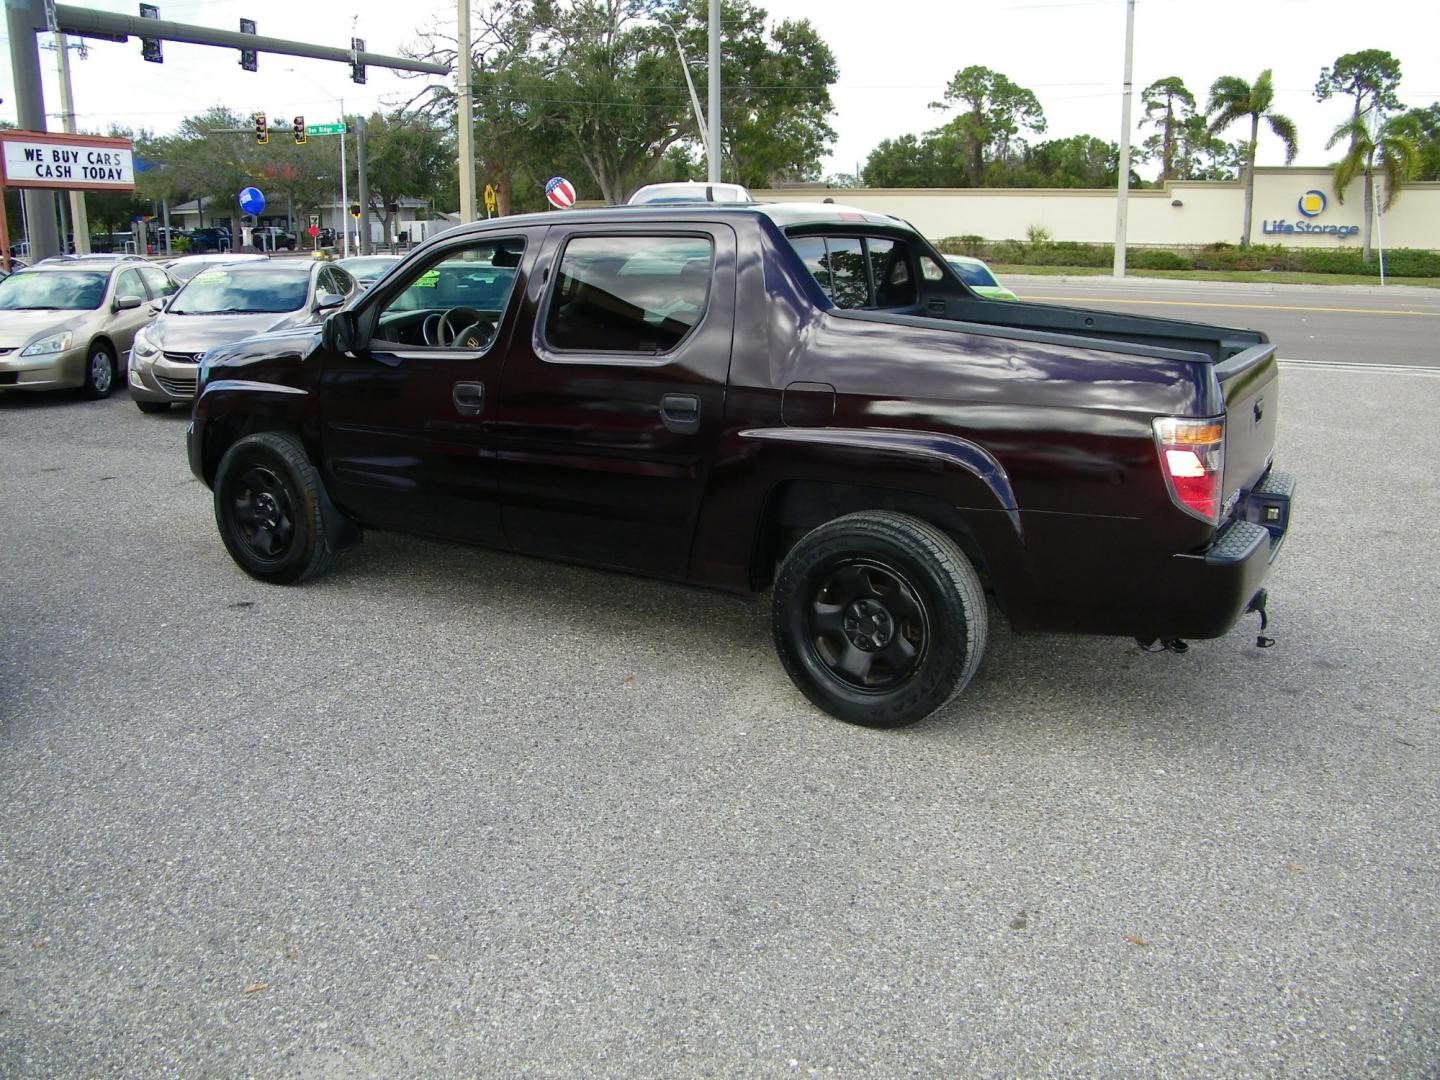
[1152,468,1295,639]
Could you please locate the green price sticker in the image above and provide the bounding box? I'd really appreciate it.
[414,270,440,288]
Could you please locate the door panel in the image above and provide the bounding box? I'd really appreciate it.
[319,231,539,545]
[496,224,737,578]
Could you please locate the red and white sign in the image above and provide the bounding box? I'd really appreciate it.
[0,130,135,191]
[545,176,576,209]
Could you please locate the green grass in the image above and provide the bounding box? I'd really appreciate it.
[987,264,1440,288]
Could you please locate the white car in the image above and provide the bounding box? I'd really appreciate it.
[627,181,752,205]
[162,253,269,284]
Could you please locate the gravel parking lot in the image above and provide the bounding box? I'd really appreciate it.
[2,368,1437,1078]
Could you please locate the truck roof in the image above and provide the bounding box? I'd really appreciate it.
[444,201,908,235]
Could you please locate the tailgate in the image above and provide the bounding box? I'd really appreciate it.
[1216,344,1280,509]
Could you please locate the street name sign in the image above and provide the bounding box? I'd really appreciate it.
[305,123,348,136]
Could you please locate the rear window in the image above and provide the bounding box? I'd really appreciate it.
[544,234,714,354]
[789,234,917,309]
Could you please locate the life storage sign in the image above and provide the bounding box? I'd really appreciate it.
[0,131,136,191]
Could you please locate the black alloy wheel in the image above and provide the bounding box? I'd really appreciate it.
[213,432,337,584]
[773,511,988,728]
[808,560,929,691]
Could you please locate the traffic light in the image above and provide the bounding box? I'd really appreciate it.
[139,4,163,64]
[253,113,268,145]
[350,37,366,84]
[293,116,306,145]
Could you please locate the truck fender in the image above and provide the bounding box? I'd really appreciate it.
[737,426,1022,538]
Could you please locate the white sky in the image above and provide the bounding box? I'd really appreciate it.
[3,0,1438,188]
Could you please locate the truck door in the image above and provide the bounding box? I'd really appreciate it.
[495,223,736,578]
[318,230,537,545]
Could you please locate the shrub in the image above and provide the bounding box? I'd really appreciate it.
[1129,249,1191,271]
[1025,224,1053,247]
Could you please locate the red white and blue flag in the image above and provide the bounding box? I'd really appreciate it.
[545,176,577,209]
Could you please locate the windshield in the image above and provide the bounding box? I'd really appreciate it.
[337,257,399,280]
[0,271,107,310]
[386,260,518,312]
[170,268,310,314]
[948,259,999,288]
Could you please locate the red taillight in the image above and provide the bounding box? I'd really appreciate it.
[1153,416,1225,523]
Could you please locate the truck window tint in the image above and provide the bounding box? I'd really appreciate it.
[545,235,713,354]
[790,235,915,309]
[868,238,917,307]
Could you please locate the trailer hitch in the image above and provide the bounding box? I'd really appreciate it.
[1246,589,1275,648]
[1134,637,1189,654]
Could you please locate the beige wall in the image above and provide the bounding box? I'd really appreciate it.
[751,167,1440,249]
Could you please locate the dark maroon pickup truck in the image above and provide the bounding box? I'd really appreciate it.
[187,202,1294,726]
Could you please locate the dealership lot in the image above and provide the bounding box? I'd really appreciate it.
[1,363,1437,1076]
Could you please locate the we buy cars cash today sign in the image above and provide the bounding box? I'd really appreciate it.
[0,131,135,191]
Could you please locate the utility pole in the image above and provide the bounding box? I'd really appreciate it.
[54,31,91,254]
[457,0,476,222]
[356,117,370,255]
[706,0,720,183]
[1112,0,1136,278]
[7,0,60,261]
[338,103,350,258]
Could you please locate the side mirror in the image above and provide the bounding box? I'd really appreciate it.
[148,296,170,315]
[115,294,143,311]
[323,310,358,354]
[315,292,347,313]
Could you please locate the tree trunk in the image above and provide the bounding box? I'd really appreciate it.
[1361,162,1374,262]
[970,105,984,186]
[1240,116,1258,248]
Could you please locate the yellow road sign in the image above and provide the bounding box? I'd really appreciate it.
[484,184,497,216]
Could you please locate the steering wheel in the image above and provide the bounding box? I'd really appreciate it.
[436,306,494,349]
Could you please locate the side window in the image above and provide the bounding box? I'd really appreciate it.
[543,234,714,355]
[919,255,946,282]
[372,237,525,351]
[139,267,176,298]
[317,267,344,296]
[329,268,357,295]
[791,235,916,309]
[116,269,145,301]
[868,238,917,307]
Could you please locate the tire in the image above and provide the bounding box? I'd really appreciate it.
[772,511,988,728]
[213,432,337,585]
[135,400,170,414]
[80,343,116,400]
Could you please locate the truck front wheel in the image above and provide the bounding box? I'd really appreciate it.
[772,511,988,727]
[213,432,337,585]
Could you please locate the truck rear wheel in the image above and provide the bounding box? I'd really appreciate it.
[772,511,988,727]
[213,432,337,585]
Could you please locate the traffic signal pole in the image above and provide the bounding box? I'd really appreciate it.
[4,0,448,259]
[54,32,92,255]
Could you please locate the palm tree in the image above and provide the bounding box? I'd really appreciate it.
[1327,114,1419,261]
[1206,70,1299,247]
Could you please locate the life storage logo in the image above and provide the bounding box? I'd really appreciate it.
[1261,188,1359,238]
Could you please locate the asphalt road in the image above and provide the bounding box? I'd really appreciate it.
[1006,276,1440,369]
[2,366,1438,1078]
